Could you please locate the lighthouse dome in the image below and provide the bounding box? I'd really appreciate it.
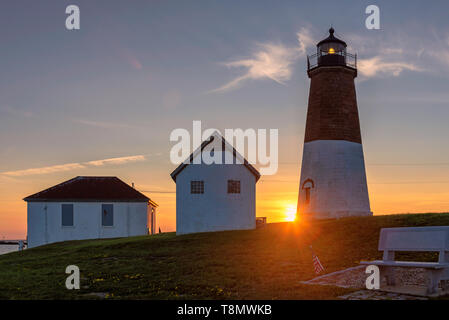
[316,27,347,52]
[306,27,356,72]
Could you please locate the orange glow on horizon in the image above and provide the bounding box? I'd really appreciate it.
[2,157,449,239]
[284,203,297,222]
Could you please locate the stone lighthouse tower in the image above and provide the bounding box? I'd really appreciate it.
[297,28,372,219]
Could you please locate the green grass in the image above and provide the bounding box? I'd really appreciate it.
[1,213,449,300]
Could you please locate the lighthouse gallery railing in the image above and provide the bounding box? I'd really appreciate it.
[307,51,357,71]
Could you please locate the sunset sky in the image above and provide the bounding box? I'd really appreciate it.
[1,0,449,239]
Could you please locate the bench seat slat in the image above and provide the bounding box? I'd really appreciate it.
[360,260,449,269]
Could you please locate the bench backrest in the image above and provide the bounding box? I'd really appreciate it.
[378,226,449,262]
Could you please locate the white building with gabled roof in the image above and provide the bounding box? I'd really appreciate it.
[24,176,158,248]
[170,132,261,235]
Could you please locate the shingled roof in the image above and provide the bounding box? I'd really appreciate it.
[23,176,155,204]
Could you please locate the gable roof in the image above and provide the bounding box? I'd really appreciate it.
[170,132,261,182]
[23,176,155,204]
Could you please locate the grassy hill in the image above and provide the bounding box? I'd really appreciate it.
[1,213,449,300]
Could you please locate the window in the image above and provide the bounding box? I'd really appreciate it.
[227,180,241,194]
[62,204,74,227]
[190,181,204,194]
[102,204,114,226]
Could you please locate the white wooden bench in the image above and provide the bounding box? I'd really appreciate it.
[360,226,449,295]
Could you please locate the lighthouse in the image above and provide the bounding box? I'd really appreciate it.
[297,28,372,219]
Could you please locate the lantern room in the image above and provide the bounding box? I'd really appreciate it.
[307,27,357,74]
[317,27,346,66]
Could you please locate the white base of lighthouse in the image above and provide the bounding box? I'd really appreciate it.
[298,140,372,219]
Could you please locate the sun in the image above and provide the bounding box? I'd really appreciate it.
[284,204,297,222]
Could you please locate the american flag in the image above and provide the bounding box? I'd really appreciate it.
[310,246,325,274]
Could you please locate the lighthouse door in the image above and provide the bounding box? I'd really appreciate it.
[301,179,315,205]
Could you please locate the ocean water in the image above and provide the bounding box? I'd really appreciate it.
[0,245,19,255]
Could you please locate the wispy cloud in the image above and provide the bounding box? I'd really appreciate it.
[140,189,176,194]
[345,31,435,79]
[1,155,147,177]
[0,105,34,118]
[86,155,146,167]
[73,118,149,133]
[426,49,449,68]
[211,43,298,92]
[211,26,440,90]
[296,27,315,55]
[1,163,86,177]
[73,119,136,129]
[211,28,313,93]
[358,56,422,78]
